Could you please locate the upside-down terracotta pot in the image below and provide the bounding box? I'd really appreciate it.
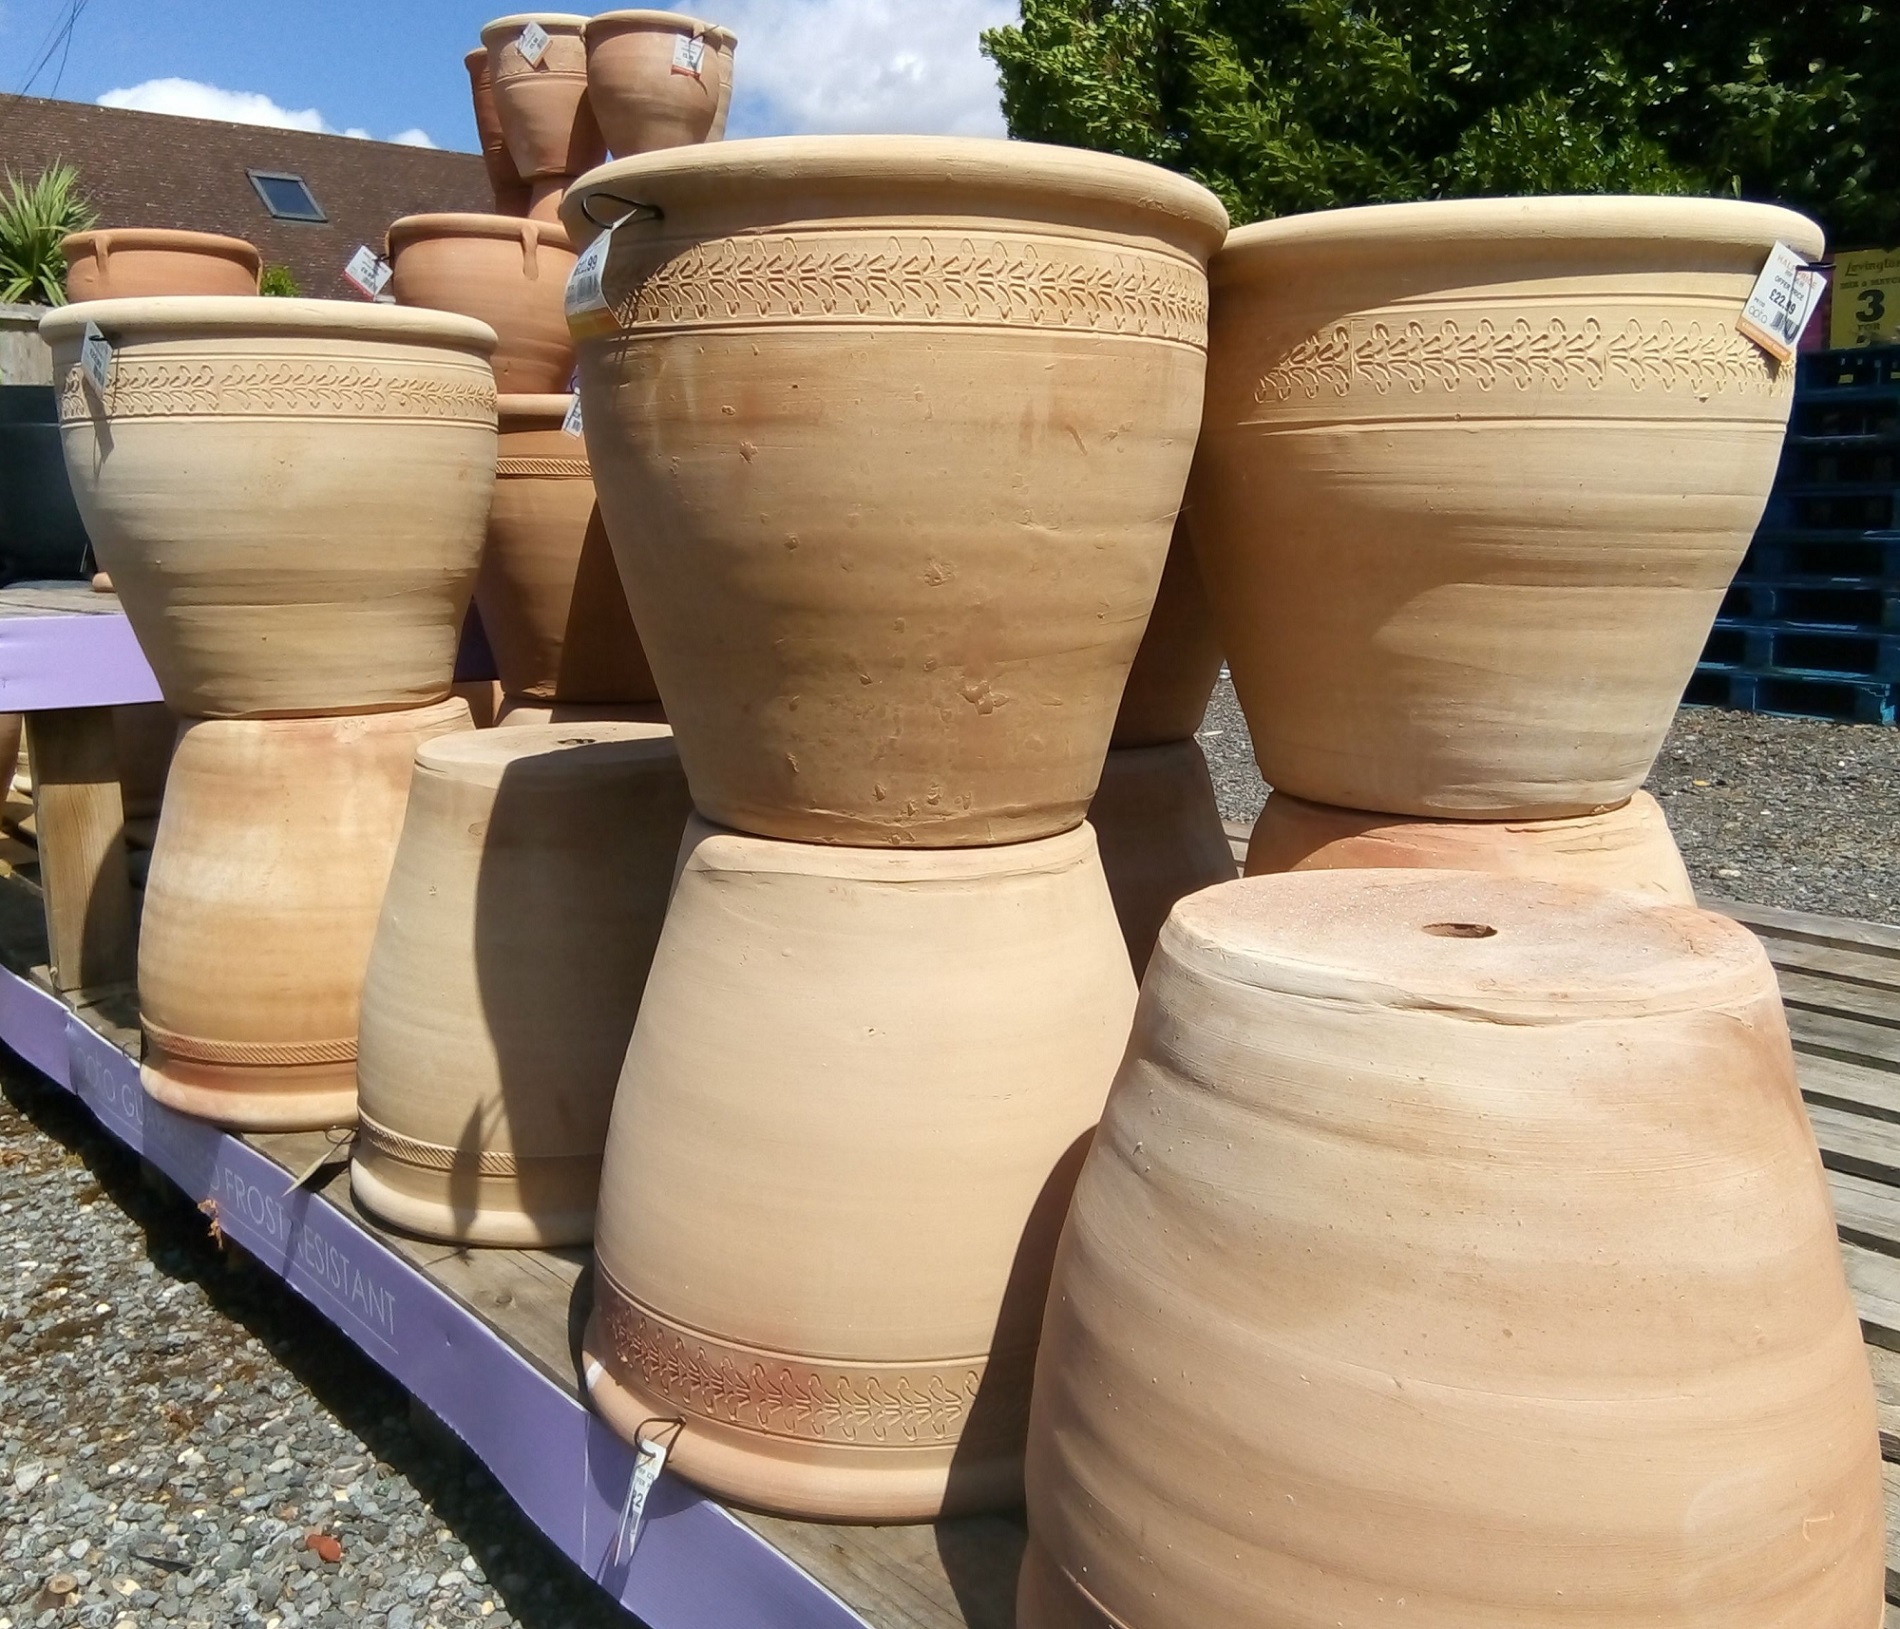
[387,217,576,393]
[1110,515,1222,747]
[1191,198,1826,818]
[139,701,472,1131]
[478,394,659,704]
[583,12,737,157]
[466,47,534,215]
[61,229,260,301]
[1247,787,1696,901]
[1020,869,1882,1629]
[483,13,605,186]
[585,816,1137,1519]
[41,299,496,717]
[563,139,1227,845]
[1088,740,1235,976]
[353,724,690,1246]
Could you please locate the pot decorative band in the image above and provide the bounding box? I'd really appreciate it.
[60,358,497,424]
[593,1268,1033,1449]
[142,1018,357,1069]
[494,453,591,477]
[354,1113,599,1179]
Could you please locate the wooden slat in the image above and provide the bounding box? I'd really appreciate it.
[1846,1241,1900,1351]
[24,708,134,993]
[1711,896,1900,957]
[1753,933,1900,995]
[1811,1102,1900,1186]
[1800,1053,1900,1124]
[1779,967,1900,1035]
[1789,1007,1900,1074]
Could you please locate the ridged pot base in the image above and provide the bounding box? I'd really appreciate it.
[141,1053,357,1132]
[349,1127,601,1247]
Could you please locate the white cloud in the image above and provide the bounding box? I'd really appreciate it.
[717,0,1017,139]
[96,78,431,147]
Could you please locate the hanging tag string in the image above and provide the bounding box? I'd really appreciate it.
[612,1417,685,1566]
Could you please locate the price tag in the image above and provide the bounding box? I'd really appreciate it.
[516,21,551,66]
[561,395,584,438]
[1737,241,1825,364]
[343,245,392,299]
[79,321,112,397]
[1831,248,1900,349]
[612,1431,672,1564]
[564,227,619,338]
[670,33,706,77]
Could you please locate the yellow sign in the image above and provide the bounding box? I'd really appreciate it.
[1831,248,1900,348]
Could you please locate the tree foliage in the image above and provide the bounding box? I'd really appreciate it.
[981,0,1900,243]
[258,264,301,297]
[0,163,94,306]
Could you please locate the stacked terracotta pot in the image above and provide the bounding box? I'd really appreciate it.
[559,137,1228,1521]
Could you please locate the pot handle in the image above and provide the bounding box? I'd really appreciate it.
[578,191,663,232]
[93,229,112,275]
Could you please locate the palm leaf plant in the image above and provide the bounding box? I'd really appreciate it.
[0,164,96,306]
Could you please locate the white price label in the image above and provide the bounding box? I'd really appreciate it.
[670,33,706,77]
[343,245,392,299]
[561,395,584,438]
[612,1432,672,1564]
[564,228,618,338]
[516,21,550,66]
[79,321,112,397]
[1737,241,1825,365]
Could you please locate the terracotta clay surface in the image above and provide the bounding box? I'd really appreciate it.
[466,47,534,215]
[478,394,659,704]
[139,701,472,1131]
[41,298,497,718]
[494,698,667,727]
[61,229,260,301]
[1110,515,1222,747]
[583,12,737,157]
[585,816,1137,1519]
[1089,740,1235,976]
[563,138,1226,846]
[1020,869,1883,1629]
[112,703,176,822]
[353,724,690,1247]
[1248,787,1696,901]
[483,13,605,182]
[387,216,576,393]
[1190,197,1826,817]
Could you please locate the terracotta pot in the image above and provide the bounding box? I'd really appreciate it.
[353,724,690,1246]
[525,179,572,223]
[563,139,1227,846]
[452,679,507,728]
[1247,787,1695,901]
[1110,515,1222,747]
[1020,869,1882,1629]
[61,229,260,301]
[585,815,1137,1519]
[478,394,659,703]
[466,47,534,215]
[1089,741,1235,976]
[387,216,576,393]
[495,698,667,726]
[583,12,737,158]
[41,299,496,718]
[483,14,606,182]
[139,701,472,1131]
[112,703,177,822]
[1190,198,1826,818]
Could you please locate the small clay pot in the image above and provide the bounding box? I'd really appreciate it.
[1246,788,1695,901]
[482,13,606,182]
[61,229,260,301]
[478,394,659,704]
[353,725,691,1247]
[466,47,534,215]
[584,12,737,157]
[1111,513,1223,747]
[387,215,576,393]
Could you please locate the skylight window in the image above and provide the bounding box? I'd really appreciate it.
[247,171,326,223]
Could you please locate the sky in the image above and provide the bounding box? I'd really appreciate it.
[0,0,1018,151]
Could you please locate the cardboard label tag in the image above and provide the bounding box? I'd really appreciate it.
[613,1433,671,1564]
[1737,242,1825,364]
[564,227,618,338]
[79,321,112,397]
[561,395,584,438]
[670,33,706,76]
[343,245,392,299]
[516,21,551,66]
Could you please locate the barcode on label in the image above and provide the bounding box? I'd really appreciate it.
[671,33,705,76]
[1737,241,1825,364]
[516,21,551,66]
[344,245,393,299]
[79,322,112,397]
[564,228,619,338]
[614,1433,671,1563]
[561,396,584,438]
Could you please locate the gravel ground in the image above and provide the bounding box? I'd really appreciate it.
[1198,676,1900,925]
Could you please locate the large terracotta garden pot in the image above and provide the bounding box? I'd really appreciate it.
[483,14,605,186]
[41,299,497,717]
[1191,197,1826,818]
[387,216,576,393]
[1110,515,1222,747]
[466,46,533,215]
[563,139,1227,845]
[139,701,472,1130]
[585,816,1137,1519]
[583,12,737,157]
[354,724,690,1246]
[1247,787,1695,901]
[478,394,659,703]
[1020,869,1882,1629]
[61,229,260,301]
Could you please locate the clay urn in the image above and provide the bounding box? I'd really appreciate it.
[354,725,691,1246]
[478,394,660,704]
[40,298,497,718]
[1190,197,1826,818]
[482,14,605,202]
[387,216,576,393]
[562,139,1227,846]
[1247,787,1695,901]
[1019,869,1883,1629]
[465,46,534,215]
[139,701,472,1131]
[1088,740,1235,975]
[1110,514,1223,747]
[583,12,738,157]
[585,816,1137,1520]
[61,229,260,301]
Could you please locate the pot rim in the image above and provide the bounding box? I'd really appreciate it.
[1218,194,1825,269]
[583,10,737,47]
[418,721,675,780]
[386,213,574,252]
[482,13,590,42]
[465,45,489,69]
[61,228,261,266]
[682,813,1105,883]
[562,136,1229,259]
[40,297,499,356]
[497,391,577,425]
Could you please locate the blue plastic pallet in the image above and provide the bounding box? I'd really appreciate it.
[1701,620,1900,682]
[1799,348,1900,392]
[1740,531,1900,584]
[1719,579,1900,633]
[1761,486,1900,533]
[1685,664,1899,726]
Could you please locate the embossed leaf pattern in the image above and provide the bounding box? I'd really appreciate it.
[61,359,497,423]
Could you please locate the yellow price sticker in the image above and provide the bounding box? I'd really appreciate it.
[1831,248,1900,348]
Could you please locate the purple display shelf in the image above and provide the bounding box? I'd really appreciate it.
[0,600,163,709]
